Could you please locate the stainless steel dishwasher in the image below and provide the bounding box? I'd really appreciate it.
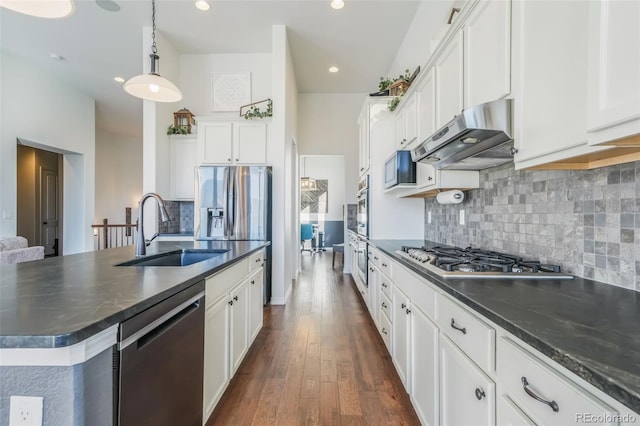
[116,281,205,426]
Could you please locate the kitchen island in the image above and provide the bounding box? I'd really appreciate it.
[0,240,269,425]
[370,239,640,420]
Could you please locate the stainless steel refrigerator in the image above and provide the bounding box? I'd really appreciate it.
[195,166,272,303]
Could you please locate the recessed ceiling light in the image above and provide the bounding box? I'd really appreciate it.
[114,77,125,83]
[49,53,64,61]
[329,66,339,73]
[195,0,210,11]
[330,0,345,10]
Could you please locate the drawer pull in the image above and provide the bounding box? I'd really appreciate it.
[233,295,238,301]
[374,256,379,260]
[382,263,388,267]
[381,328,388,335]
[382,302,388,309]
[370,267,374,272]
[251,280,255,285]
[521,377,559,412]
[382,283,388,288]
[450,318,467,334]
[401,303,407,309]
[406,308,411,315]
[475,388,486,400]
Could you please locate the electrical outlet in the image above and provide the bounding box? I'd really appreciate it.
[427,211,432,224]
[9,396,43,426]
[459,209,465,225]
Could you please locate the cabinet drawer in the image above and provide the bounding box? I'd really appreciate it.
[380,274,392,299]
[205,258,248,308]
[368,247,381,268]
[248,249,265,272]
[437,295,495,373]
[379,254,393,278]
[380,292,392,322]
[497,336,618,426]
[380,309,392,352]
[393,261,436,321]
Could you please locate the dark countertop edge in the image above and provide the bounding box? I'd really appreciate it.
[0,242,270,350]
[371,241,640,415]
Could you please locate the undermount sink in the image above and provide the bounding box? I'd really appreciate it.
[116,249,229,267]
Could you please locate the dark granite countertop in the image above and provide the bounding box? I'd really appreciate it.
[370,239,640,414]
[0,240,269,349]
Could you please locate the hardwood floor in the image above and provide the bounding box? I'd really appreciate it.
[206,252,421,426]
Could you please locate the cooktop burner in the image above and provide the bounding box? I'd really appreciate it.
[395,246,573,279]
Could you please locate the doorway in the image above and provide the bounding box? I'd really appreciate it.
[17,144,63,256]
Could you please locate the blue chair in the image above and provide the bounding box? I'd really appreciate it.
[301,223,315,254]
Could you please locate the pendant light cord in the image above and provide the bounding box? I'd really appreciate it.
[151,0,157,55]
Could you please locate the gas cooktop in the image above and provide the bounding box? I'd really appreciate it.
[395,246,573,279]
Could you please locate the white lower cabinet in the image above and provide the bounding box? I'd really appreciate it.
[368,262,380,328]
[203,294,230,422]
[497,394,535,426]
[202,251,265,424]
[392,285,411,391]
[410,305,439,426]
[440,335,496,426]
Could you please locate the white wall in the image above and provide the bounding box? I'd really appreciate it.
[0,53,95,253]
[94,129,142,224]
[179,53,272,118]
[386,0,460,78]
[300,155,345,222]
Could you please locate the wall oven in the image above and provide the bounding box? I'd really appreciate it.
[357,175,369,237]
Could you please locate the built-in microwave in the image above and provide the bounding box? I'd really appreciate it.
[384,150,416,189]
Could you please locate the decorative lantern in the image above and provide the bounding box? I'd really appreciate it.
[173,108,195,134]
[388,80,410,97]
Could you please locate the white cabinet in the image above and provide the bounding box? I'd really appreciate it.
[435,31,464,129]
[497,395,535,426]
[395,92,418,149]
[392,285,410,390]
[367,261,380,328]
[587,0,640,145]
[248,268,263,343]
[358,106,370,176]
[203,294,230,421]
[440,335,496,426]
[198,121,267,165]
[416,67,436,148]
[463,0,511,108]
[410,304,439,426]
[358,99,391,176]
[169,135,197,200]
[229,279,249,375]
[394,163,479,199]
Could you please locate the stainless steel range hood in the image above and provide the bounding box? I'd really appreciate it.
[411,99,514,170]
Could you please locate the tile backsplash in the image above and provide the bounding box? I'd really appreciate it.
[424,161,640,290]
[159,201,194,234]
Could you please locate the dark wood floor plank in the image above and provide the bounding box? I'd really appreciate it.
[206,253,420,426]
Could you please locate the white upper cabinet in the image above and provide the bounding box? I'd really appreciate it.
[358,105,371,176]
[198,121,267,165]
[416,67,436,147]
[169,135,198,200]
[463,0,511,108]
[435,31,464,129]
[395,105,406,150]
[396,91,418,150]
[587,0,640,145]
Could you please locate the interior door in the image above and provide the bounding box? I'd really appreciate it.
[40,168,59,256]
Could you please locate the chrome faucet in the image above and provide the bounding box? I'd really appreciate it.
[136,192,171,257]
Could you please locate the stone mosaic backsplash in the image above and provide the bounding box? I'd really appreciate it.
[424,161,640,290]
[159,201,194,235]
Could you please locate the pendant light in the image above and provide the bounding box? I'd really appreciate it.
[123,0,182,103]
[300,157,317,191]
[0,0,74,18]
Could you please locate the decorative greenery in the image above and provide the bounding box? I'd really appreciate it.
[166,124,188,135]
[242,99,273,120]
[388,96,402,112]
[378,69,411,91]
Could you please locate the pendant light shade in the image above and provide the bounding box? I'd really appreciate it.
[123,0,182,103]
[0,0,74,18]
[124,54,182,102]
[300,157,318,191]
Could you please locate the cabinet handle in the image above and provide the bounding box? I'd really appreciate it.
[428,176,433,181]
[382,263,388,267]
[360,167,364,171]
[381,302,387,309]
[510,147,518,155]
[450,318,467,334]
[229,300,234,306]
[374,256,379,260]
[401,303,406,309]
[235,158,239,162]
[381,283,388,288]
[405,308,411,315]
[381,327,388,335]
[475,388,486,400]
[234,295,238,301]
[251,280,255,285]
[227,158,231,162]
[521,377,559,412]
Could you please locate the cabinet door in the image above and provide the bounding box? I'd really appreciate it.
[417,67,436,145]
[229,279,249,375]
[170,136,197,200]
[497,395,535,426]
[234,122,267,164]
[367,263,380,328]
[358,108,370,176]
[436,31,464,129]
[392,286,410,391]
[203,296,230,422]
[248,267,264,343]
[464,0,511,108]
[587,0,640,144]
[440,335,495,426]
[404,92,418,147]
[395,106,407,149]
[410,306,439,426]
[200,122,233,164]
